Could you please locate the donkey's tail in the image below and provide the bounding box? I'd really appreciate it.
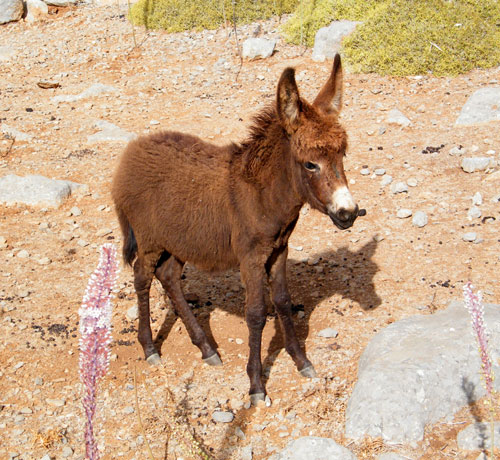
[116,208,137,266]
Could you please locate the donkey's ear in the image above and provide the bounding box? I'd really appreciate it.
[313,53,343,114]
[277,67,302,134]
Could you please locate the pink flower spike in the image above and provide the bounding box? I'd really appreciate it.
[79,243,119,460]
[463,281,494,396]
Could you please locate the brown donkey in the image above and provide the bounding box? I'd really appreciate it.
[112,54,361,404]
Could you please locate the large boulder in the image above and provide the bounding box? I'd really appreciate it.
[312,20,360,62]
[25,0,48,23]
[242,38,276,60]
[0,0,24,24]
[345,301,500,443]
[270,437,357,460]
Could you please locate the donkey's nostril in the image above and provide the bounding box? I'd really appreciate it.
[337,209,352,222]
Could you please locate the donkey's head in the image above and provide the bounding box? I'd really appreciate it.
[277,54,359,230]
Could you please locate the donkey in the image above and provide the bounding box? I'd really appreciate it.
[112,54,361,404]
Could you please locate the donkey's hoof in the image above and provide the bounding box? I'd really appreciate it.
[146,353,162,366]
[250,392,266,406]
[299,365,317,378]
[203,353,222,366]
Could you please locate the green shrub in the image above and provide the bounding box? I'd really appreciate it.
[129,0,298,32]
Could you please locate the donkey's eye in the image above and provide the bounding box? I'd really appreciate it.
[304,162,319,172]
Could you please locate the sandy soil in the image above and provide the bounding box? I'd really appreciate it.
[1,3,499,459]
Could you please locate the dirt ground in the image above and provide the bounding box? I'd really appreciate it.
[1,3,499,459]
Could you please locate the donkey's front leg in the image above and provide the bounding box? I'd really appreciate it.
[240,259,268,405]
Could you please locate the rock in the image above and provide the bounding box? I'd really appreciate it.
[462,232,477,242]
[412,211,428,227]
[396,209,412,219]
[272,437,357,460]
[46,398,65,407]
[345,301,500,443]
[312,21,361,62]
[317,328,338,338]
[461,157,492,173]
[241,444,253,460]
[0,46,16,62]
[45,0,77,5]
[472,192,483,206]
[61,446,74,458]
[87,120,137,143]
[457,421,500,451]
[0,175,84,208]
[456,88,500,125]
[16,249,29,258]
[0,0,23,24]
[374,168,386,176]
[467,206,481,220]
[381,175,393,186]
[449,145,467,156]
[387,109,411,127]
[70,206,82,216]
[96,228,112,237]
[391,181,408,194]
[1,124,32,141]
[40,455,52,460]
[212,411,234,423]
[241,38,276,60]
[360,167,370,176]
[51,84,119,104]
[25,0,48,23]
[377,454,408,460]
[37,257,51,265]
[407,178,418,187]
[0,236,7,248]
[126,305,138,322]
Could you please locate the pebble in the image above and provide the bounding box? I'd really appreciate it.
[77,239,89,247]
[126,305,139,322]
[317,328,338,338]
[123,406,134,414]
[374,168,386,176]
[391,181,408,194]
[40,455,52,460]
[14,361,25,370]
[16,249,30,258]
[46,398,65,407]
[37,257,51,265]
[0,236,7,248]
[235,338,244,345]
[472,192,482,205]
[449,145,467,156]
[360,167,370,176]
[69,206,81,216]
[381,175,393,186]
[407,178,418,187]
[462,232,477,242]
[467,206,481,220]
[96,228,112,237]
[412,211,428,227]
[61,446,74,458]
[212,411,234,423]
[461,157,492,173]
[396,209,412,219]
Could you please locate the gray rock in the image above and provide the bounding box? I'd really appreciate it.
[61,446,74,458]
[472,192,483,206]
[456,88,500,125]
[1,124,32,141]
[360,167,370,176]
[467,206,481,220]
[241,444,252,460]
[387,109,411,127]
[212,411,234,423]
[396,208,412,219]
[241,38,276,60]
[0,0,23,24]
[462,232,477,242]
[126,305,139,322]
[449,145,467,156]
[0,46,16,61]
[317,328,338,338]
[412,211,428,227]
[52,84,119,104]
[381,175,393,186]
[374,168,386,176]
[25,0,48,23]
[0,175,84,208]
[391,181,408,194]
[461,157,492,173]
[345,301,500,443]
[44,0,77,5]
[457,421,500,451]
[87,120,137,143]
[377,454,409,460]
[273,437,357,460]
[407,178,418,187]
[312,21,361,62]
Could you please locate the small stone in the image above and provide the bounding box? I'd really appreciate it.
[467,206,481,220]
[0,236,7,248]
[407,178,418,187]
[150,120,160,125]
[472,192,483,205]
[77,239,89,247]
[462,232,477,242]
[374,168,386,176]
[396,209,412,219]
[317,328,338,338]
[387,109,411,127]
[37,257,51,266]
[123,406,134,414]
[126,305,139,322]
[61,446,73,458]
[46,398,65,407]
[70,206,81,217]
[40,455,52,460]
[391,182,408,194]
[16,250,29,258]
[212,411,234,423]
[412,211,428,227]
[461,157,492,173]
[360,167,370,176]
[96,228,112,237]
[235,338,244,345]
[381,175,393,186]
[449,145,467,156]
[13,361,25,370]
[34,377,43,386]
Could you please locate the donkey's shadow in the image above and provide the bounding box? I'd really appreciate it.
[153,238,381,373]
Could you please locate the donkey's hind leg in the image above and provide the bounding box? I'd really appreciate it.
[155,256,221,365]
[134,254,162,365]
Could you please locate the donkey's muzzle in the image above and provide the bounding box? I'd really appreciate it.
[329,205,360,230]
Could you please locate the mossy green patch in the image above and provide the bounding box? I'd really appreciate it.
[283,0,500,76]
[129,0,298,33]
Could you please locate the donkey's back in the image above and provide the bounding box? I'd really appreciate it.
[112,130,237,271]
